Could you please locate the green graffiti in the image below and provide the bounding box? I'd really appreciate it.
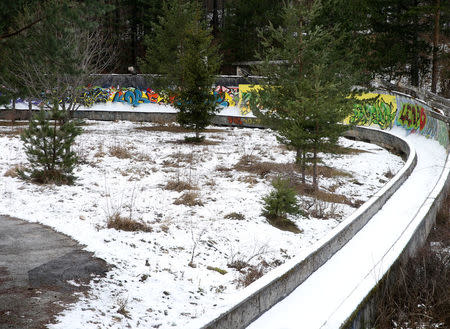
[395,103,427,131]
[349,100,396,130]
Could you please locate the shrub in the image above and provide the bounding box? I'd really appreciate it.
[107,213,153,232]
[19,109,82,185]
[262,178,301,218]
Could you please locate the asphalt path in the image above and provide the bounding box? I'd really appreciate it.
[0,215,108,329]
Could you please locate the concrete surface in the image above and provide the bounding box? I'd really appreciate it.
[0,215,108,329]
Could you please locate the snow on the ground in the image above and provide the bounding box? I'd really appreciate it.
[0,120,404,329]
[246,128,448,329]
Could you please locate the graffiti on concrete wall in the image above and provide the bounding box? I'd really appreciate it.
[346,93,448,148]
[395,96,449,147]
[395,102,427,131]
[345,94,397,130]
[76,85,256,113]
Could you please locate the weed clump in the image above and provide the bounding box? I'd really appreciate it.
[107,213,152,232]
[224,212,245,221]
[165,179,197,192]
[109,145,133,159]
[174,191,203,206]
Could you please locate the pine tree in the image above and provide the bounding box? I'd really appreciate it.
[221,0,283,64]
[251,1,368,190]
[140,0,222,142]
[20,109,82,184]
[1,0,110,184]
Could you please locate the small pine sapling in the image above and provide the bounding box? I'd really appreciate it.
[262,178,304,234]
[19,109,82,184]
[262,178,301,219]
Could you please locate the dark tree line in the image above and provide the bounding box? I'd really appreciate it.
[1,0,449,94]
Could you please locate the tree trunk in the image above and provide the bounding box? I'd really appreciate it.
[296,147,306,184]
[410,0,420,87]
[131,0,138,68]
[431,0,440,93]
[312,148,318,191]
[212,0,218,38]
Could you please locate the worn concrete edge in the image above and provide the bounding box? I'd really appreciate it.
[340,146,450,329]
[197,128,417,329]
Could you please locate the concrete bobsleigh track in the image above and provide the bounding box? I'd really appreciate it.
[0,80,448,329]
[194,90,449,329]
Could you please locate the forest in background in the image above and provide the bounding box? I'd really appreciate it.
[0,0,449,95]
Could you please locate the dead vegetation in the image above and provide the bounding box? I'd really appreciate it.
[173,191,203,206]
[224,212,245,220]
[375,194,450,329]
[165,179,198,192]
[0,128,24,136]
[136,125,224,134]
[108,144,134,159]
[0,120,28,127]
[4,164,25,178]
[265,215,303,233]
[107,213,153,232]
[234,155,352,180]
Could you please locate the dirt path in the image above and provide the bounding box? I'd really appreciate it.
[0,216,108,329]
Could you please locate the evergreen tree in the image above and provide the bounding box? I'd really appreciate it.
[0,0,113,109]
[140,0,222,141]
[313,0,449,90]
[251,1,368,190]
[20,109,82,184]
[1,0,111,184]
[221,0,283,64]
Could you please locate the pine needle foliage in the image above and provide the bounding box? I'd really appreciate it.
[262,178,301,219]
[250,1,368,190]
[19,109,82,185]
[140,0,222,141]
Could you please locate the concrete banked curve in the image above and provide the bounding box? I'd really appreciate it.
[194,90,450,329]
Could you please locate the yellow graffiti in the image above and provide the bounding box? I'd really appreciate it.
[238,84,262,115]
[343,93,397,129]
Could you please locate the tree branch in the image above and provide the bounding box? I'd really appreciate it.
[0,16,44,41]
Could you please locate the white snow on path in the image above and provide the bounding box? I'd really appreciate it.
[247,127,448,329]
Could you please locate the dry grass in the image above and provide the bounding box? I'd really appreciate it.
[169,152,196,164]
[375,194,450,329]
[109,145,134,159]
[136,125,224,134]
[305,165,353,178]
[224,212,245,221]
[238,175,259,185]
[294,183,362,207]
[173,191,203,206]
[3,164,25,178]
[168,138,220,146]
[234,155,283,178]
[307,199,341,220]
[265,215,303,234]
[165,179,198,192]
[107,213,153,232]
[235,266,265,288]
[0,128,24,136]
[0,120,28,127]
[330,144,368,155]
[383,168,395,179]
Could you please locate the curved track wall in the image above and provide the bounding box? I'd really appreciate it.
[1,79,448,329]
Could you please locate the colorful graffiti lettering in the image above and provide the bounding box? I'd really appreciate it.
[238,84,262,116]
[227,116,243,125]
[395,96,449,147]
[395,103,427,131]
[349,100,396,130]
[214,86,239,107]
